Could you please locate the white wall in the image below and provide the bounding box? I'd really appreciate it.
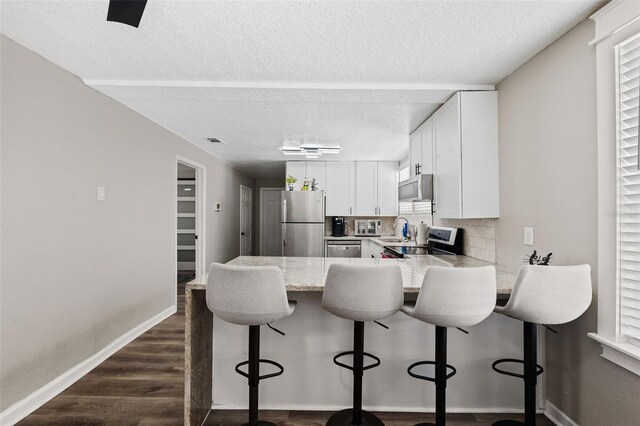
[495,19,640,425]
[0,36,254,413]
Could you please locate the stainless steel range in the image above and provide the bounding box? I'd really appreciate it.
[382,226,463,258]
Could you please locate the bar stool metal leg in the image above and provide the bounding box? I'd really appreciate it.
[493,322,538,426]
[353,321,364,425]
[243,325,278,426]
[326,321,384,426]
[413,326,450,426]
[435,326,447,426]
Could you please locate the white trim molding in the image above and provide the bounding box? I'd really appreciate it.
[590,0,640,375]
[0,306,176,426]
[544,400,579,426]
[588,333,640,377]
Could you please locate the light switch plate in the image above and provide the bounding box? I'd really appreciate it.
[96,186,105,201]
[524,227,534,246]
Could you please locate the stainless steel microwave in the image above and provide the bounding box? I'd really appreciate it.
[398,174,433,202]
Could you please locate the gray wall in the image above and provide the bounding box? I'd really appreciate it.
[0,36,254,410]
[496,20,640,425]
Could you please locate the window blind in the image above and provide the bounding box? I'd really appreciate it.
[399,202,413,215]
[617,33,640,347]
[399,165,410,182]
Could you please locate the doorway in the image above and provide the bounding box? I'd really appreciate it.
[176,157,206,288]
[260,188,282,256]
[240,185,253,256]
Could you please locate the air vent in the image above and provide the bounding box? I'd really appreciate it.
[205,138,224,144]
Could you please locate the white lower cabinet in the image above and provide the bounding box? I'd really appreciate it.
[360,239,370,258]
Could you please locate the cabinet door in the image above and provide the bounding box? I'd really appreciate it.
[325,162,356,216]
[377,162,398,216]
[409,129,422,177]
[355,162,377,216]
[420,117,434,175]
[360,239,370,258]
[433,93,462,219]
[305,162,326,191]
[285,162,306,191]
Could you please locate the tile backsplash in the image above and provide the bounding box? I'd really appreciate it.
[434,218,497,263]
[324,215,497,264]
[324,216,396,236]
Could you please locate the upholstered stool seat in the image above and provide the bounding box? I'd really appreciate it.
[491,265,592,426]
[322,264,404,426]
[206,263,296,426]
[402,266,497,426]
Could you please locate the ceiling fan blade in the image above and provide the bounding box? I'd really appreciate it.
[107,0,148,28]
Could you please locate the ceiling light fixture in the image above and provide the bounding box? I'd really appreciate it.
[280,145,341,159]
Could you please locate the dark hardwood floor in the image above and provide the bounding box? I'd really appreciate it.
[18,284,553,426]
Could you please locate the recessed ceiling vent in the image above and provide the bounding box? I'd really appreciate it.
[206,138,224,144]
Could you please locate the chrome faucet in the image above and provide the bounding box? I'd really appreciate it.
[393,217,409,240]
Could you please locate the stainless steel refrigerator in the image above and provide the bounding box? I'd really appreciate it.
[281,191,325,257]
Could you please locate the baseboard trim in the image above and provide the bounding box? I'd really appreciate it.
[544,400,579,426]
[211,404,527,414]
[0,305,177,426]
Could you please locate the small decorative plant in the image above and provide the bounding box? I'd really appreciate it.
[286,175,297,191]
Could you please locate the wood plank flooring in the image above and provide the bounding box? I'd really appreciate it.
[18,284,553,426]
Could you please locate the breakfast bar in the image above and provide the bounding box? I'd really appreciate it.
[184,256,520,426]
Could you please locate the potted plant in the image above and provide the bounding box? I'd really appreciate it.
[286,175,297,191]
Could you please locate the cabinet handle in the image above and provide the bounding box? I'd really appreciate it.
[350,207,352,215]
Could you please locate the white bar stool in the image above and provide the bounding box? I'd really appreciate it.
[206,263,296,426]
[402,266,497,426]
[491,265,592,426]
[322,263,404,426]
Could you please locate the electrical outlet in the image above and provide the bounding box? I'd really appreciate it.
[96,186,105,201]
[524,227,534,246]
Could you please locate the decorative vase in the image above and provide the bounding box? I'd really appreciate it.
[288,183,294,191]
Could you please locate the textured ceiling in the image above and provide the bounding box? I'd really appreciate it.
[0,0,603,178]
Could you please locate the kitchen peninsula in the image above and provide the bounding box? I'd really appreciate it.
[185,256,521,425]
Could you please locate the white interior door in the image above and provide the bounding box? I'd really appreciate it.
[240,186,253,256]
[260,188,282,256]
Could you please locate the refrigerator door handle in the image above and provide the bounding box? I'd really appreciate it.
[282,197,287,223]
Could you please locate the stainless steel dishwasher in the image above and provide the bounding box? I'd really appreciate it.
[326,240,361,258]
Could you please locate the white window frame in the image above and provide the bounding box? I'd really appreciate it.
[589,0,640,376]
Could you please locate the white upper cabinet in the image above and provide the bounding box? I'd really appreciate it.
[285,161,326,191]
[325,162,356,216]
[433,91,499,219]
[420,118,434,175]
[289,161,397,217]
[356,161,398,216]
[285,162,306,191]
[305,162,326,190]
[409,130,422,178]
[355,162,378,216]
[409,116,434,178]
[376,161,398,216]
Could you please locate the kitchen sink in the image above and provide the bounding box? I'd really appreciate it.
[376,237,406,242]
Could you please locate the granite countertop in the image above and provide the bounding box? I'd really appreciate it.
[324,235,390,240]
[187,255,518,295]
[325,235,428,249]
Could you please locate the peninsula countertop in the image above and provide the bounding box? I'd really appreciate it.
[187,255,517,295]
